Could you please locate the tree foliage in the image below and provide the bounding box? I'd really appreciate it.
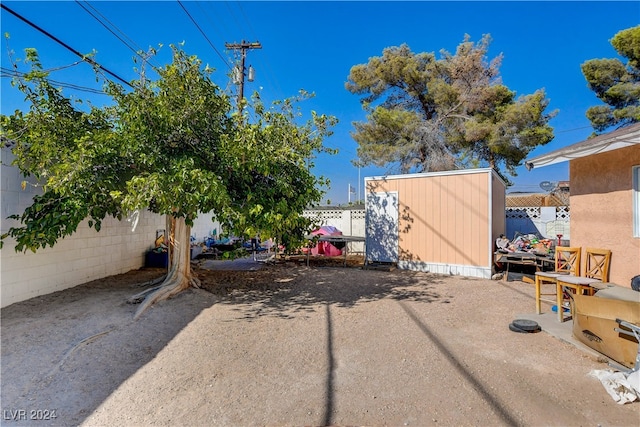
[346,35,556,178]
[2,46,335,252]
[581,25,640,132]
[1,45,336,314]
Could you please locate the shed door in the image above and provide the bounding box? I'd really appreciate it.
[366,191,399,263]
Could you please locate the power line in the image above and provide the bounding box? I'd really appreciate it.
[1,67,107,95]
[234,1,259,42]
[192,1,243,99]
[1,3,132,88]
[225,2,284,98]
[194,1,230,48]
[554,125,593,134]
[193,1,284,102]
[74,0,161,71]
[224,1,245,37]
[229,1,284,101]
[177,0,232,71]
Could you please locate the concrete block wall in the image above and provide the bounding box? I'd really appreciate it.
[1,212,164,308]
[190,213,222,243]
[1,147,165,308]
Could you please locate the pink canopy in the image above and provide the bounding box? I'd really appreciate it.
[309,226,344,257]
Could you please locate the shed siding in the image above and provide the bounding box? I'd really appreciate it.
[366,169,500,278]
[570,144,640,286]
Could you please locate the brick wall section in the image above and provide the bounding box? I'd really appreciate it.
[1,147,165,308]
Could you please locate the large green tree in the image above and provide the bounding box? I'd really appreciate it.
[1,46,335,317]
[346,35,556,178]
[581,25,640,132]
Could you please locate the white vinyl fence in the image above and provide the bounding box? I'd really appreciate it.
[303,208,366,254]
[505,206,570,243]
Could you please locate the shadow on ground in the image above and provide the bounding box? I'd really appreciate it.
[1,261,446,426]
[195,261,451,321]
[1,268,215,426]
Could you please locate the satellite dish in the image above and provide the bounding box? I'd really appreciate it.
[539,181,556,192]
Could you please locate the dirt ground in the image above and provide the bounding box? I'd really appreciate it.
[1,256,638,427]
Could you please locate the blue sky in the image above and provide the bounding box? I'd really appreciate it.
[2,1,639,205]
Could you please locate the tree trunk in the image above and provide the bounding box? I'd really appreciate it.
[488,153,496,170]
[132,216,200,319]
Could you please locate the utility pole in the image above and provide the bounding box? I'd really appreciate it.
[225,40,262,111]
[358,165,361,204]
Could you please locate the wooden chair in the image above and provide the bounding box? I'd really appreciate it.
[534,247,581,314]
[556,248,612,322]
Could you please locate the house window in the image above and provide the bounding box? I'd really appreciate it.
[634,166,640,238]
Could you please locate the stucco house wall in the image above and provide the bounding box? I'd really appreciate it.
[569,144,640,286]
[366,168,505,278]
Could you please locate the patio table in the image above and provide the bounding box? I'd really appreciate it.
[495,251,555,281]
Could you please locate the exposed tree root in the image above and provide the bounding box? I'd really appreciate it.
[136,274,168,287]
[130,216,201,320]
[126,285,163,305]
[126,274,168,304]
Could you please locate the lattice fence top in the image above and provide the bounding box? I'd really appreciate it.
[303,210,343,220]
[552,192,570,206]
[506,206,570,220]
[556,206,570,219]
[506,193,569,207]
[506,207,541,220]
[352,210,366,220]
[303,209,365,218]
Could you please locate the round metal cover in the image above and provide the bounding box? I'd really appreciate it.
[512,319,539,331]
[509,319,541,333]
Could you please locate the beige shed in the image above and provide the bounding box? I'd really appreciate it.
[365,168,506,278]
